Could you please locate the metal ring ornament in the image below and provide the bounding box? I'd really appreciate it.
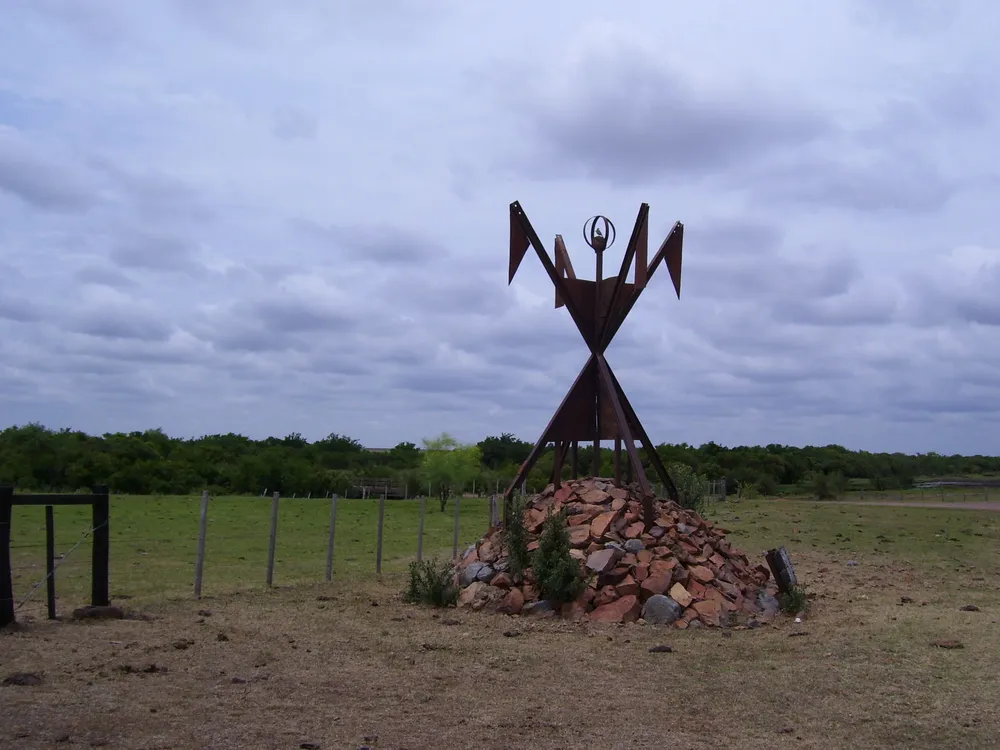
[583,215,616,252]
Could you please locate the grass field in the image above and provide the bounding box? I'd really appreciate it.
[2,496,1000,749]
[6,495,494,614]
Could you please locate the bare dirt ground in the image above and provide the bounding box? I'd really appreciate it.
[833,500,1000,512]
[2,549,998,750]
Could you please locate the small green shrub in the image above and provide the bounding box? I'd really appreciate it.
[532,510,585,605]
[809,471,846,500]
[504,493,531,583]
[403,558,458,607]
[669,462,708,513]
[779,584,809,615]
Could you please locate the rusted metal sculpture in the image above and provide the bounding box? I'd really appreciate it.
[503,201,685,528]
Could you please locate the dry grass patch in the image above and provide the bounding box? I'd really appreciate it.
[2,545,999,750]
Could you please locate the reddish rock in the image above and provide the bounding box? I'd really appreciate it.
[635,564,650,582]
[498,587,524,614]
[554,485,575,503]
[615,575,639,598]
[692,599,722,627]
[609,487,628,500]
[591,510,619,539]
[492,572,513,590]
[593,585,618,608]
[637,549,654,565]
[586,548,620,574]
[569,548,587,561]
[522,584,538,602]
[569,525,592,547]
[710,553,726,569]
[649,559,677,577]
[621,553,638,567]
[580,488,611,505]
[561,600,588,621]
[687,580,707,599]
[611,498,627,511]
[689,565,715,584]
[639,572,672,599]
[527,540,540,552]
[669,582,693,608]
[625,522,644,539]
[590,594,640,624]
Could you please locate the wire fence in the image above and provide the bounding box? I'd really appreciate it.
[4,492,504,616]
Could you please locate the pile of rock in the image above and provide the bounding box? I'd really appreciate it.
[456,478,780,628]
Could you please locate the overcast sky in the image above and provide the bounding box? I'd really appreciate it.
[1,1,999,455]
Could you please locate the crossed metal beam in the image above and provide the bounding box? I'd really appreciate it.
[503,201,685,528]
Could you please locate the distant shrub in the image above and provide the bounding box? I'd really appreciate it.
[809,471,846,500]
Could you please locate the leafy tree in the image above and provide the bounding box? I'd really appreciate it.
[420,433,481,512]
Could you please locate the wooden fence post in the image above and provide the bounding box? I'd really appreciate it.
[45,505,56,619]
[266,491,280,586]
[194,490,209,599]
[326,494,338,581]
[91,485,110,607]
[0,485,12,628]
[376,491,386,576]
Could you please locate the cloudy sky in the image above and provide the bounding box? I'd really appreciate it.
[1,1,998,455]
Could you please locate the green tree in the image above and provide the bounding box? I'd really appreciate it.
[420,433,482,512]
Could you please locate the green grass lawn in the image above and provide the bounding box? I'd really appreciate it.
[7,495,494,611]
[712,498,1000,577]
[8,493,999,619]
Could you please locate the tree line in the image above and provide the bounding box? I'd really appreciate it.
[1,423,998,498]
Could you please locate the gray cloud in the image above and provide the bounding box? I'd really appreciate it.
[509,44,830,186]
[110,232,206,275]
[271,108,318,141]
[0,126,97,212]
[0,1,998,455]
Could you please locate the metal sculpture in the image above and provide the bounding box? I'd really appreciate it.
[504,201,685,528]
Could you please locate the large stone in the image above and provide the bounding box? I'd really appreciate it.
[615,575,639,598]
[624,538,645,554]
[669,582,693,608]
[586,548,620,574]
[590,594,641,624]
[491,572,513,589]
[457,581,486,608]
[475,564,496,583]
[692,599,722,627]
[624,522,645,539]
[497,587,524,615]
[590,510,620,539]
[642,594,684,625]
[568,525,592,547]
[522,600,555,617]
[580,488,611,505]
[639,572,672,599]
[689,565,715,584]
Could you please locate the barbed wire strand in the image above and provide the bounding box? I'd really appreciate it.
[13,520,109,613]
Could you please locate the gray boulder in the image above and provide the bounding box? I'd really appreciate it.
[641,594,684,625]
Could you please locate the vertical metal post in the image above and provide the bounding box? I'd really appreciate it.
[326,494,338,581]
[45,505,56,619]
[452,495,461,560]
[266,491,280,586]
[417,496,426,562]
[376,491,386,575]
[194,490,209,599]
